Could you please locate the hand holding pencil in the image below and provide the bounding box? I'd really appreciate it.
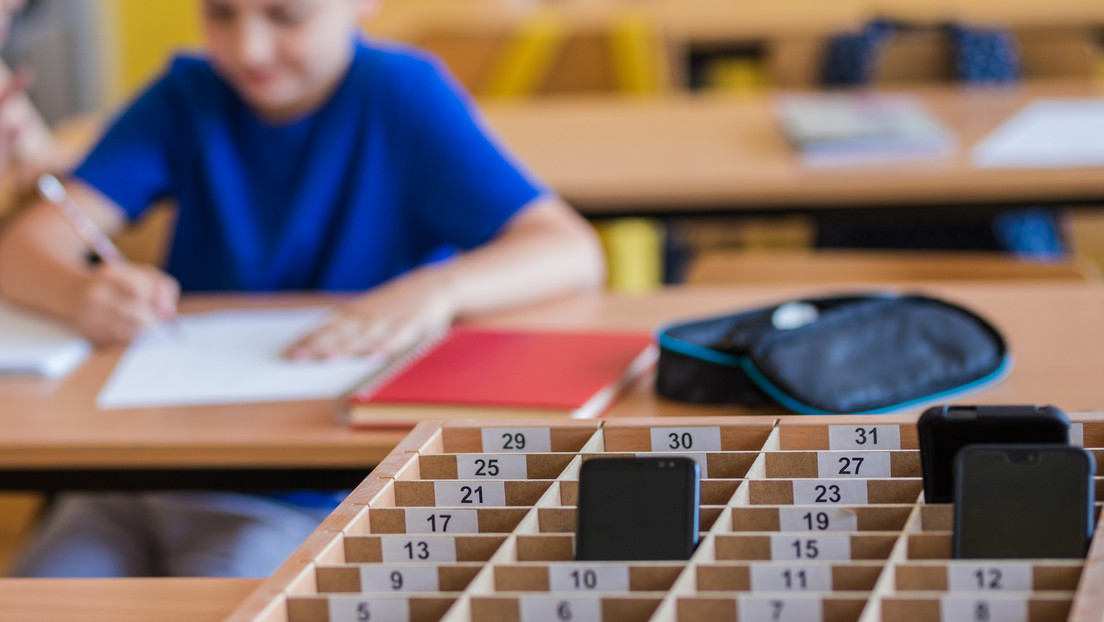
[36,174,180,344]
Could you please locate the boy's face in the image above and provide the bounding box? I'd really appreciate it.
[201,0,377,120]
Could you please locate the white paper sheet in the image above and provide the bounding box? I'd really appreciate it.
[972,98,1104,169]
[96,307,387,409]
[0,300,90,378]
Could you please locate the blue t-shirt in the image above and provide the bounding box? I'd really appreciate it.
[75,39,546,293]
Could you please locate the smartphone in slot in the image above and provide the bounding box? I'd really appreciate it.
[575,456,700,561]
[954,444,1094,559]
[917,404,1069,503]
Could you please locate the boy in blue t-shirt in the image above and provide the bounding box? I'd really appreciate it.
[0,0,603,577]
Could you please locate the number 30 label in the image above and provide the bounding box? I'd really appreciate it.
[649,427,722,452]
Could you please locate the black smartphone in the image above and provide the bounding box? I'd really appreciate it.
[954,444,1094,559]
[575,456,700,561]
[917,404,1069,503]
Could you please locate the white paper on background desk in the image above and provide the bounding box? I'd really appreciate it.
[96,307,387,409]
[972,98,1104,169]
[0,300,91,378]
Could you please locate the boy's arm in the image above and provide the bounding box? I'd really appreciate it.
[289,196,605,359]
[0,180,179,343]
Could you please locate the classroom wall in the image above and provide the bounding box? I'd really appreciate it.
[102,0,203,106]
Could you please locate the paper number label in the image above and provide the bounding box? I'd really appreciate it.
[456,454,528,479]
[359,566,439,593]
[380,537,457,563]
[403,509,479,534]
[737,596,823,622]
[947,564,1032,592]
[816,451,892,478]
[1070,423,1085,447]
[778,507,858,532]
[749,564,833,592]
[940,596,1027,622]
[433,481,507,507]
[481,428,551,453]
[519,596,602,622]
[329,596,411,622]
[791,479,868,505]
[828,425,901,450]
[547,564,630,592]
[649,427,722,452]
[770,534,850,561]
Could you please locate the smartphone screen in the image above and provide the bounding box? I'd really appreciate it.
[954,444,1094,559]
[575,457,700,561]
[918,405,1069,503]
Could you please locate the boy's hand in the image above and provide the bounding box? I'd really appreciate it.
[288,269,456,360]
[75,263,180,345]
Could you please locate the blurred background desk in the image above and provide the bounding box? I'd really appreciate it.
[2,281,1103,490]
[483,79,1104,216]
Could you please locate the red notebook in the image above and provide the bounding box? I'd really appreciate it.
[340,328,657,428]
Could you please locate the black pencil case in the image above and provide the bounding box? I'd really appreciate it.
[655,293,1010,415]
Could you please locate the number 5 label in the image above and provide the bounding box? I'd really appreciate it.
[329,596,411,622]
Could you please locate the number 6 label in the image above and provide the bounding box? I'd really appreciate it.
[649,427,722,452]
[519,595,602,622]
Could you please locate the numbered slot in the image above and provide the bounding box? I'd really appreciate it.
[777,421,917,451]
[391,480,552,507]
[695,562,884,593]
[314,563,483,594]
[763,451,918,479]
[285,595,456,622]
[713,534,899,562]
[729,505,912,533]
[676,594,868,622]
[469,594,663,622]
[492,562,683,593]
[398,453,576,481]
[362,508,530,535]
[344,535,508,564]
[878,594,1074,622]
[600,422,776,453]
[536,506,724,534]
[748,478,923,506]
[894,561,1083,593]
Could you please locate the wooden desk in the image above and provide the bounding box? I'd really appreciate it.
[2,281,1103,488]
[0,578,258,622]
[482,80,1104,215]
